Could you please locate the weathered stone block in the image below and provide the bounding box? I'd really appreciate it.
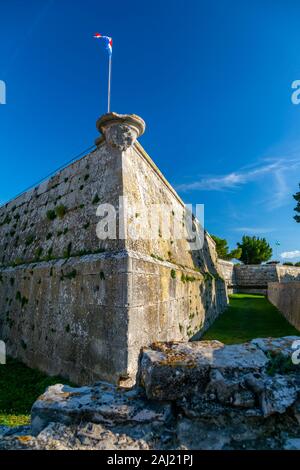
[31,382,172,436]
[139,340,268,401]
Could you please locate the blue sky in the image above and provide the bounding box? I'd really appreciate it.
[0,0,299,261]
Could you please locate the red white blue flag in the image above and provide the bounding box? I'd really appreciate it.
[94,33,113,56]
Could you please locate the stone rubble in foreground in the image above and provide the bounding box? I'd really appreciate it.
[1,336,300,450]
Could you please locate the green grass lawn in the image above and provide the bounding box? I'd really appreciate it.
[0,357,70,427]
[202,293,299,344]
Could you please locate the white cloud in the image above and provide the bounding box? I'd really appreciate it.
[176,161,280,191]
[176,158,300,210]
[280,250,300,259]
[233,227,275,234]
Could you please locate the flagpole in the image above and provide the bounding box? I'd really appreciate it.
[108,54,112,113]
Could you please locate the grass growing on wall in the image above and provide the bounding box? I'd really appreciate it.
[0,357,71,427]
[202,294,299,344]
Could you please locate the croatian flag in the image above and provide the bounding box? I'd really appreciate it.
[94,33,113,56]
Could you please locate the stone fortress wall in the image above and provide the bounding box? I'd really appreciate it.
[218,260,300,295]
[268,282,300,330]
[0,113,228,385]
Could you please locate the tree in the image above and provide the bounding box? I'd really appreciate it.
[211,235,241,261]
[293,183,300,223]
[237,235,272,265]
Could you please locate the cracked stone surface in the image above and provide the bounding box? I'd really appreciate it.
[1,337,300,450]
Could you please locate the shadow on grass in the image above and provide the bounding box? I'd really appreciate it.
[202,293,299,345]
[0,357,71,426]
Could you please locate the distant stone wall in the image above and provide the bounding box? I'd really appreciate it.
[277,266,300,282]
[0,113,228,385]
[218,262,300,295]
[268,282,300,331]
[233,265,279,295]
[217,259,235,294]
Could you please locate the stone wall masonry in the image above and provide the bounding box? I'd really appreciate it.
[0,143,124,267]
[277,265,300,282]
[233,264,279,295]
[0,253,130,384]
[0,112,228,384]
[268,282,300,331]
[218,262,300,295]
[217,259,235,294]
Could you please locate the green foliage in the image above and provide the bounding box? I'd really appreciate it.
[15,291,28,308]
[35,247,43,260]
[60,269,77,281]
[63,242,72,259]
[25,234,35,246]
[0,214,12,226]
[92,194,100,205]
[211,235,241,260]
[283,262,294,266]
[293,183,300,223]
[0,357,71,426]
[237,235,272,265]
[150,253,164,262]
[204,271,215,282]
[266,352,294,376]
[55,205,67,219]
[46,210,56,221]
[181,273,196,282]
[46,247,53,261]
[170,269,176,279]
[21,297,28,308]
[295,262,300,267]
[13,258,24,267]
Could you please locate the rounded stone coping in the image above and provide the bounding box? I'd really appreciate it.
[96,112,146,138]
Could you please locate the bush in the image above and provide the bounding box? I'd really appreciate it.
[283,262,294,266]
[55,205,67,219]
[46,210,56,221]
[25,234,35,246]
[92,194,100,204]
[35,247,43,259]
[63,242,72,259]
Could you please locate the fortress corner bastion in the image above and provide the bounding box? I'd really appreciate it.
[0,112,227,385]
